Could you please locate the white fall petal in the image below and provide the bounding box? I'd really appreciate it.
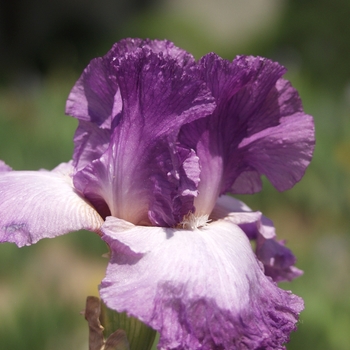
[100,215,303,349]
[0,163,103,247]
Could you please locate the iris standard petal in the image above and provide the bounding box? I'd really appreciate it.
[236,108,315,192]
[65,55,121,128]
[222,57,315,194]
[0,163,103,247]
[107,38,196,68]
[180,54,315,216]
[66,38,195,129]
[73,47,215,226]
[72,120,112,171]
[100,216,303,349]
[66,38,196,170]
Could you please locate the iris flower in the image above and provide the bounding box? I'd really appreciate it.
[0,39,315,349]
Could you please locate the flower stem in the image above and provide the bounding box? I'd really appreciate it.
[100,300,157,350]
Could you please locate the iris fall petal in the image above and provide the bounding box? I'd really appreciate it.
[100,216,303,349]
[0,162,103,247]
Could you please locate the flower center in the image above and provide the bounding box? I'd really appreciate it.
[178,212,210,230]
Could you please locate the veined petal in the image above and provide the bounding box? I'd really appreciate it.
[147,145,201,227]
[236,109,315,192]
[213,195,302,282]
[107,38,196,68]
[65,55,121,128]
[0,163,103,247]
[100,216,303,349]
[256,236,303,282]
[73,120,112,171]
[73,47,215,226]
[113,47,212,136]
[69,40,191,171]
[180,54,315,215]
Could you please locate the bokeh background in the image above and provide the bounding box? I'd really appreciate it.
[1,0,350,349]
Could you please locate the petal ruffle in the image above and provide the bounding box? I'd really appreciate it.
[107,38,196,68]
[235,108,315,192]
[72,120,112,171]
[256,236,303,282]
[179,54,315,215]
[73,47,215,226]
[66,39,195,127]
[212,195,303,282]
[66,38,196,170]
[0,163,103,247]
[65,55,121,129]
[100,216,303,349]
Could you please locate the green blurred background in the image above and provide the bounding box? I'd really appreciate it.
[1,0,350,349]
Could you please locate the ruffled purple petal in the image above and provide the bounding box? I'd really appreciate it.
[106,38,196,68]
[73,47,215,226]
[147,145,201,227]
[179,54,315,215]
[256,236,303,282]
[236,108,315,192]
[212,195,302,282]
[73,120,112,171]
[66,38,195,148]
[0,162,103,247]
[100,216,303,349]
[66,55,121,128]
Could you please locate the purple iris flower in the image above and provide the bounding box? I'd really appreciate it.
[0,39,315,349]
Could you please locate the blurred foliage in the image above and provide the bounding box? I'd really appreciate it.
[270,0,350,94]
[0,0,350,349]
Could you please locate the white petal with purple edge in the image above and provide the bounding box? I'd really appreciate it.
[0,163,103,247]
[100,216,303,349]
